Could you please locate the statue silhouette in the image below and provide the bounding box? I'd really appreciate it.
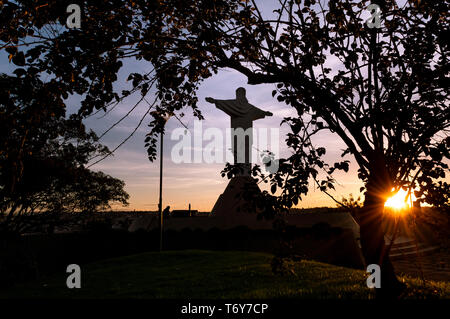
[206,87,273,175]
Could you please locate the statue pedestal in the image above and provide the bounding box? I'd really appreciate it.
[211,176,261,217]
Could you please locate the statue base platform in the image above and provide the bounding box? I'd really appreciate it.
[211,176,261,217]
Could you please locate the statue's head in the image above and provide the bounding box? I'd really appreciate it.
[235,87,247,102]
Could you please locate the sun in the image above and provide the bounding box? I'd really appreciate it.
[384,189,414,210]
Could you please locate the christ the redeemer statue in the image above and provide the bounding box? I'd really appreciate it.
[206,87,273,175]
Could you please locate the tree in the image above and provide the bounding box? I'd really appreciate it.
[1,0,448,296]
[0,73,129,234]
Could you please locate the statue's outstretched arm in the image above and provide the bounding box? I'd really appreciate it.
[205,98,247,117]
[248,103,273,119]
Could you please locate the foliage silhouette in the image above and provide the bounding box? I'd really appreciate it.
[0,74,129,234]
[1,0,449,297]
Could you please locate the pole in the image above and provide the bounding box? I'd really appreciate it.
[159,131,163,252]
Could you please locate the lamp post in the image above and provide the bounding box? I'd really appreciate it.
[158,129,164,252]
[151,111,171,252]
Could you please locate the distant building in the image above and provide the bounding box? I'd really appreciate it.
[171,210,198,218]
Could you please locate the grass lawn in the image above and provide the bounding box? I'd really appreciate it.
[1,250,449,299]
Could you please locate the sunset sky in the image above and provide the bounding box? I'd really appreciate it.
[70,61,366,212]
[3,1,446,212]
[75,3,371,211]
[0,2,367,212]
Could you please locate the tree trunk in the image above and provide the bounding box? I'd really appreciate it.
[358,156,406,299]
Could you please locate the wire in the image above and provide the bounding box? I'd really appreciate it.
[97,96,145,140]
[87,97,157,168]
